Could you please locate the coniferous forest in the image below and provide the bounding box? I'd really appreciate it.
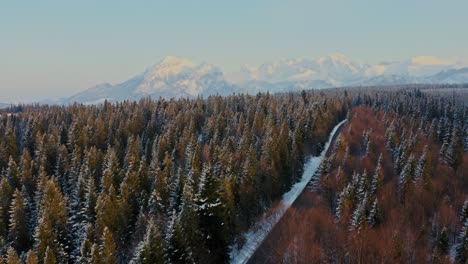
[0,91,346,263]
[249,87,468,264]
[0,86,467,264]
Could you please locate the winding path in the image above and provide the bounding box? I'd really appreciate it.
[229,119,347,264]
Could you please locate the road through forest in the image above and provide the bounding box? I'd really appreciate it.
[247,120,346,263]
[230,119,347,264]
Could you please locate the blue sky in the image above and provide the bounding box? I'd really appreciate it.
[1,0,468,102]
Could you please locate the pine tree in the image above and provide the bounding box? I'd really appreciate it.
[178,181,202,262]
[83,176,98,223]
[5,128,18,163]
[438,227,449,255]
[19,149,34,198]
[6,157,20,192]
[342,146,349,168]
[101,148,122,193]
[165,211,187,264]
[79,236,92,264]
[101,227,117,264]
[34,178,68,262]
[439,141,447,163]
[168,167,182,213]
[31,166,48,229]
[131,219,165,264]
[195,163,227,262]
[414,146,432,191]
[350,193,367,232]
[35,213,58,261]
[370,154,384,197]
[356,170,368,204]
[95,186,122,245]
[367,198,381,227]
[9,189,31,253]
[445,122,464,171]
[0,176,12,239]
[460,200,468,224]
[5,247,20,264]
[89,243,103,264]
[119,163,144,239]
[456,218,468,263]
[399,154,415,202]
[54,145,68,193]
[335,187,347,221]
[149,165,169,215]
[68,160,88,260]
[25,250,38,264]
[43,246,57,264]
[137,159,150,207]
[124,135,140,171]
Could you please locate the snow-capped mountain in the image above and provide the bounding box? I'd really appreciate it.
[227,54,465,87]
[67,56,235,104]
[67,54,468,104]
[428,67,468,83]
[228,54,363,85]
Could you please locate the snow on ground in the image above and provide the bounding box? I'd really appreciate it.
[229,119,347,264]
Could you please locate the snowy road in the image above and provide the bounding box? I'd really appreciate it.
[229,119,347,264]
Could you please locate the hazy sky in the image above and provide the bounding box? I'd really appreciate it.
[1,0,468,102]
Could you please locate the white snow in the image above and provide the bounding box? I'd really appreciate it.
[229,119,347,264]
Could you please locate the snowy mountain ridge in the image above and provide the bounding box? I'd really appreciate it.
[66,54,468,104]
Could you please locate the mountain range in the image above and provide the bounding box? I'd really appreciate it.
[66,54,468,104]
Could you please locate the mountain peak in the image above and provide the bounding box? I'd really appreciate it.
[410,56,449,66]
[318,53,355,66]
[329,53,350,61]
[159,56,195,66]
[143,56,196,80]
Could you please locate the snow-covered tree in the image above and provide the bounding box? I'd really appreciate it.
[6,247,21,264]
[350,193,367,232]
[101,227,117,264]
[9,189,31,253]
[131,219,164,264]
[456,218,468,263]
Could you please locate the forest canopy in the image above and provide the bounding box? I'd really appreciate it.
[0,92,347,263]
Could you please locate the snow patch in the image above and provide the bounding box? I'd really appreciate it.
[229,119,347,264]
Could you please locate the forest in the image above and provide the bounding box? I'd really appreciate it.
[0,86,466,263]
[252,88,468,263]
[0,91,347,263]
